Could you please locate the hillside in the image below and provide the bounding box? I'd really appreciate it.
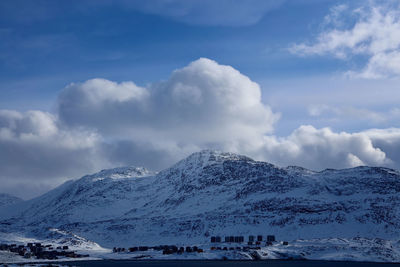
[1,150,400,251]
[0,193,22,207]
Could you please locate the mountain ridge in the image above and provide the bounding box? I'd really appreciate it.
[0,193,22,207]
[1,150,400,249]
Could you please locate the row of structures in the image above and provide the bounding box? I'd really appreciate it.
[113,245,204,255]
[211,235,276,244]
[0,242,89,260]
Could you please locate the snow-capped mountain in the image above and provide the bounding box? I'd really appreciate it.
[1,150,400,250]
[0,193,22,207]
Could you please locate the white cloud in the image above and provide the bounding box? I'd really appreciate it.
[58,58,279,150]
[363,128,400,167]
[259,125,390,170]
[307,104,387,123]
[290,1,400,78]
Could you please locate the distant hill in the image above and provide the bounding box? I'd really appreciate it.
[0,193,22,207]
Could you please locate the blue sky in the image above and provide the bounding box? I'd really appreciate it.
[2,0,400,198]
[0,0,340,111]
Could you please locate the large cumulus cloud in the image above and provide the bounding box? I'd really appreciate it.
[58,58,279,151]
[2,58,400,199]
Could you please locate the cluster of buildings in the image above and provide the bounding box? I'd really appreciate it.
[112,245,204,255]
[161,245,204,255]
[209,234,288,252]
[0,242,89,260]
[210,234,287,247]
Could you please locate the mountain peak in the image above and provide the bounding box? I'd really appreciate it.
[185,149,253,165]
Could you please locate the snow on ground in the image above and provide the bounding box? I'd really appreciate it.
[1,234,400,263]
[0,231,106,264]
[258,238,400,262]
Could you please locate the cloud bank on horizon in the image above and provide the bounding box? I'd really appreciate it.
[2,57,400,199]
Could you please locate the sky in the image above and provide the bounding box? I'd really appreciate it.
[1,0,400,199]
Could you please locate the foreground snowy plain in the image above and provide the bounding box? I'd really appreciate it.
[1,150,400,263]
[1,234,400,264]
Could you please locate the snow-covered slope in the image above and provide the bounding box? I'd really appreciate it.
[1,150,400,251]
[0,193,22,207]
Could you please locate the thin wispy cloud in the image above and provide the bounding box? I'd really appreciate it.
[106,0,286,26]
[308,104,388,123]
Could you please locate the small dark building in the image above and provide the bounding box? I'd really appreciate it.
[211,236,216,243]
[267,235,276,242]
[257,235,263,242]
[283,241,289,246]
[215,236,221,242]
[248,235,254,242]
[185,246,193,253]
[229,236,234,242]
[62,246,69,250]
[32,246,43,254]
[234,236,240,243]
[193,246,198,252]
[163,249,173,255]
[224,236,230,242]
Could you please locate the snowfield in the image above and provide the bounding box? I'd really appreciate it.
[1,150,400,263]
